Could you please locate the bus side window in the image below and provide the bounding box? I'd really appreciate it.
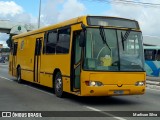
[56,28,71,54]
[45,31,57,54]
[156,50,160,61]
[144,49,156,61]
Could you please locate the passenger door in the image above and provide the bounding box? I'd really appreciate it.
[71,26,82,92]
[12,42,18,76]
[34,38,42,83]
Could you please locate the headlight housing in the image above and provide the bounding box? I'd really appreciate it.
[85,81,103,86]
[135,81,145,86]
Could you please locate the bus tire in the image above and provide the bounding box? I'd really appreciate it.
[17,67,22,83]
[55,72,64,97]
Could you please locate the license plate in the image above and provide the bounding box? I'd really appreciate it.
[114,90,124,94]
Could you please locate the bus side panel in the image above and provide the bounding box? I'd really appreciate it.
[40,54,71,90]
[62,77,70,93]
[39,71,52,88]
[16,36,36,82]
[21,70,33,82]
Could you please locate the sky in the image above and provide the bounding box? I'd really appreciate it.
[0,0,160,47]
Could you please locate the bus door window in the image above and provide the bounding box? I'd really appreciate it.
[35,39,42,55]
[71,31,82,90]
[13,42,18,56]
[12,42,18,76]
[34,38,42,83]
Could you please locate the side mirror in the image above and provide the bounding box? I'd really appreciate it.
[79,23,86,47]
[79,31,85,47]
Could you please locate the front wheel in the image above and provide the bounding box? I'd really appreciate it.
[17,67,22,83]
[54,72,64,97]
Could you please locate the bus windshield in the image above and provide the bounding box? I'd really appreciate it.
[83,28,144,71]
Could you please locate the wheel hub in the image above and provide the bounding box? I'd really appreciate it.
[56,78,62,92]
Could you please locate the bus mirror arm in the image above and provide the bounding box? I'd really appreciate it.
[81,23,86,31]
[79,31,86,47]
[79,23,86,47]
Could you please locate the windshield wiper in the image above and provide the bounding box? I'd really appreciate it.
[99,26,111,51]
[121,28,131,50]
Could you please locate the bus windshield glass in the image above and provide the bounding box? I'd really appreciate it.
[83,28,144,71]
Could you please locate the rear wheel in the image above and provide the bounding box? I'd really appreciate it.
[17,67,22,83]
[54,72,64,97]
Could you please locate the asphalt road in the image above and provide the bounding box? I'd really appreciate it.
[0,63,160,120]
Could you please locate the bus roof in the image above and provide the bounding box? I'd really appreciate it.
[12,15,139,39]
[12,16,87,39]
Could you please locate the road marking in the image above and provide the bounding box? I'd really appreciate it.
[147,84,160,90]
[0,65,8,67]
[85,106,101,111]
[0,76,54,96]
[85,106,126,120]
[23,84,54,96]
[0,64,8,65]
[0,76,13,82]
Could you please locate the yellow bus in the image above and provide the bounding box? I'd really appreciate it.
[9,16,146,97]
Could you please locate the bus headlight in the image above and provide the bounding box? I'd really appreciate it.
[135,81,145,86]
[85,81,103,86]
[90,81,96,86]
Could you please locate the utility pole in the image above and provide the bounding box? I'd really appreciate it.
[38,0,41,28]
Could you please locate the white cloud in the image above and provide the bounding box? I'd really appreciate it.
[0,1,37,24]
[0,33,9,48]
[0,1,23,17]
[57,0,86,22]
[41,0,86,26]
[0,1,37,47]
[0,0,86,47]
[105,0,160,37]
[40,0,62,26]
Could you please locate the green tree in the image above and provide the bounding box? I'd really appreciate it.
[1,48,10,52]
[6,35,13,48]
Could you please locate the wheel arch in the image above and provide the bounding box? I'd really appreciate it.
[16,64,21,69]
[16,64,21,76]
[52,68,61,88]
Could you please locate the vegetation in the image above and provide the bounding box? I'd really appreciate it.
[0,48,10,52]
[6,35,13,48]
